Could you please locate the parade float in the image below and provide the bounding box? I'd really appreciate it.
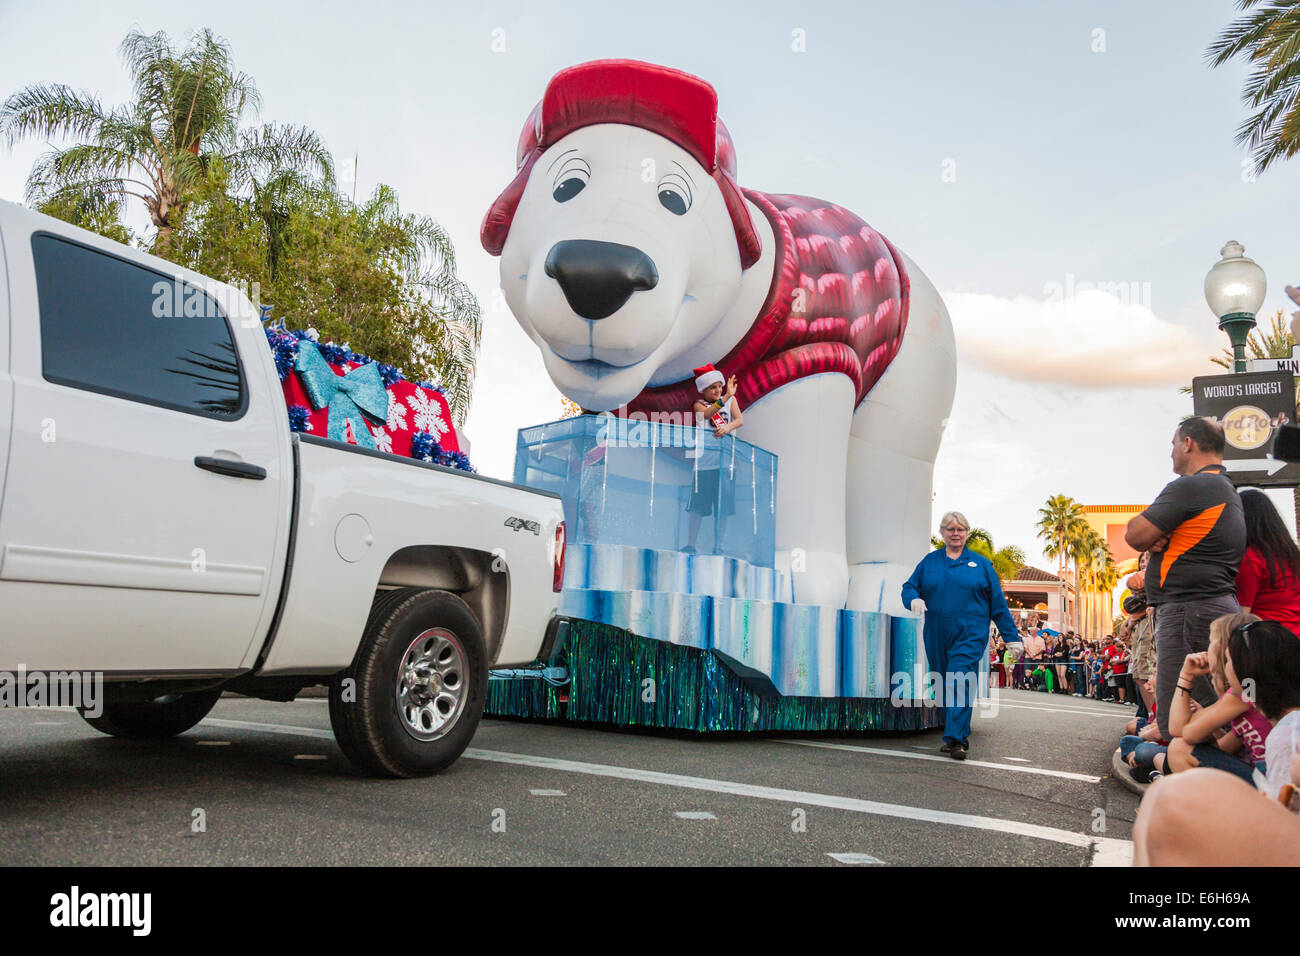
[474,59,978,732]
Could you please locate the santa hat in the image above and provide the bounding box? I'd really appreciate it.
[481,59,761,269]
[693,363,725,393]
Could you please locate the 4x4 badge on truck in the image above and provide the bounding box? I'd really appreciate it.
[505,517,540,535]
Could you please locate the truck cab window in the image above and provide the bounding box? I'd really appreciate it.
[31,234,245,418]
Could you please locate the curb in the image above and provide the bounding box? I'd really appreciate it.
[1112,746,1150,797]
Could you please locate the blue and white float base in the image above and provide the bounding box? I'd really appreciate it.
[486,417,978,733]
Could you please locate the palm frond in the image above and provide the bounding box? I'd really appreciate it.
[0,84,109,147]
[1208,0,1300,173]
[223,123,335,193]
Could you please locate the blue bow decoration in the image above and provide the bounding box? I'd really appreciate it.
[295,344,389,450]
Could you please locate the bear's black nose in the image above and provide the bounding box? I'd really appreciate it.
[544,240,659,320]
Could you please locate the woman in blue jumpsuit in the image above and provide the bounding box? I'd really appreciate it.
[901,511,1021,759]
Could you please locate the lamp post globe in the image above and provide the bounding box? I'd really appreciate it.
[1205,240,1267,372]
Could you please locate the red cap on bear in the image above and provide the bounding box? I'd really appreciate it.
[481,60,760,269]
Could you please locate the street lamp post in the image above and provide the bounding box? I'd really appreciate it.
[1205,241,1268,372]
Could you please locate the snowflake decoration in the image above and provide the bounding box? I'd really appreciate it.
[370,424,393,454]
[408,389,448,437]
[386,398,408,432]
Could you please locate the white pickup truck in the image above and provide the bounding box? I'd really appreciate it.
[0,200,566,776]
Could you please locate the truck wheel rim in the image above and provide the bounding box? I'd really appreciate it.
[396,628,468,741]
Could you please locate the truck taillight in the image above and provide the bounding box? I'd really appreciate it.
[553,521,566,593]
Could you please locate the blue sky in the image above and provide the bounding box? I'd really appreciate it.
[3,0,1297,565]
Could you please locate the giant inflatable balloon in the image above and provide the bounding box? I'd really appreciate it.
[482,59,956,614]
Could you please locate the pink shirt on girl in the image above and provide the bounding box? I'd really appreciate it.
[1226,687,1271,768]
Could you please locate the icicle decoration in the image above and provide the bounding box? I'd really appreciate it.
[648,420,656,517]
[693,428,700,491]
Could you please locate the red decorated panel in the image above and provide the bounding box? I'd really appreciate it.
[280,353,460,458]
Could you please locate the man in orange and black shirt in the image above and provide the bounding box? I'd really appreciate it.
[1125,417,1245,738]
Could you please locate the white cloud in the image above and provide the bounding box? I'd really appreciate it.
[946,289,1221,388]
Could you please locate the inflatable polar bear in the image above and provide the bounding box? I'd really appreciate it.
[481,60,956,615]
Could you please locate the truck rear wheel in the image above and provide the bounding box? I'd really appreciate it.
[329,588,487,778]
[80,689,222,740]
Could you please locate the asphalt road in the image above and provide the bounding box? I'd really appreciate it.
[0,688,1140,866]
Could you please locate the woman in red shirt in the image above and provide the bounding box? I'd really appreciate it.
[1236,489,1300,636]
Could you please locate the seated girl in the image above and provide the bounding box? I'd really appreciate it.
[1153,612,1268,784]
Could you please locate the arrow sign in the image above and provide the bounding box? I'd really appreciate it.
[1248,346,1300,374]
[1223,457,1289,476]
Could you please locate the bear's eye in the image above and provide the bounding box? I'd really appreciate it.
[658,187,688,215]
[657,172,693,216]
[553,176,586,203]
[551,155,590,203]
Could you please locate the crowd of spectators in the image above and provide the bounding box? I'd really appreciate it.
[1114,419,1300,865]
[989,623,1136,703]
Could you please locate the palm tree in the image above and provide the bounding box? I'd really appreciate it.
[1207,1,1300,175]
[1071,526,1120,639]
[1,28,333,252]
[354,185,482,424]
[1067,520,1102,634]
[1036,494,1086,579]
[1071,526,1096,638]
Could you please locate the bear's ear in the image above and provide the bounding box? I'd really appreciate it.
[716,169,761,270]
[481,148,541,256]
[515,103,542,168]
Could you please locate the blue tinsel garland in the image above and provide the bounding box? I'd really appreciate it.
[409,431,442,462]
[286,404,311,433]
[263,328,301,382]
[485,620,947,733]
[409,432,475,473]
[317,341,350,365]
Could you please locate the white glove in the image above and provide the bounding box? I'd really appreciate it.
[910,599,927,614]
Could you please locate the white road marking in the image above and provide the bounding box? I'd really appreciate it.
[199,716,1132,866]
[674,811,717,820]
[995,701,1134,719]
[1002,757,1031,763]
[779,739,1100,783]
[1090,839,1135,867]
[530,788,566,797]
[205,717,332,739]
[196,740,231,747]
[294,754,327,760]
[827,852,886,865]
[32,720,66,726]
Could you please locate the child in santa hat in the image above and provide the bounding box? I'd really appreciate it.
[684,364,743,553]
